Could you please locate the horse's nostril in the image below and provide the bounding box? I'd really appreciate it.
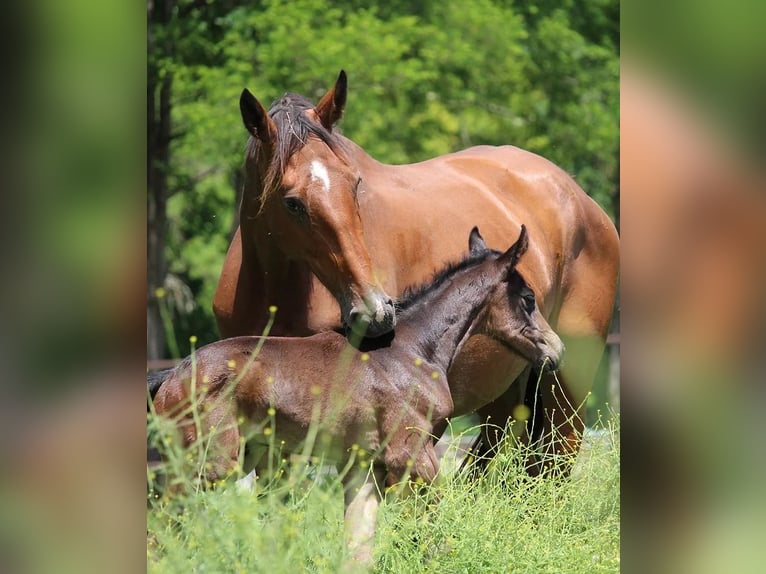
[348,310,370,324]
[346,296,396,338]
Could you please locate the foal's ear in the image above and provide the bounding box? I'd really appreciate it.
[468,226,488,256]
[499,224,529,272]
[315,70,347,130]
[240,89,277,144]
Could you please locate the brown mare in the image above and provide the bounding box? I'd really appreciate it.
[151,226,563,565]
[213,70,619,471]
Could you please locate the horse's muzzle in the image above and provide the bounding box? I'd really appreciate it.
[346,295,396,338]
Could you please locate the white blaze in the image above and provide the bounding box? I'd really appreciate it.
[310,160,331,193]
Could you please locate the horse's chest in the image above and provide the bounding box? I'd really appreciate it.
[304,279,344,331]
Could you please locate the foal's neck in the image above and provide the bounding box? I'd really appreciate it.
[398,271,493,373]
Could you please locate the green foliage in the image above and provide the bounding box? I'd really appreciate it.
[151,0,619,352]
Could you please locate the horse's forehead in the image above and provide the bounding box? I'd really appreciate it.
[288,143,350,186]
[294,138,342,165]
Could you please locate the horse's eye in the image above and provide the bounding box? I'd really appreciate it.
[283,197,306,218]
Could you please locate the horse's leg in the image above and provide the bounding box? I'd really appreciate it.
[530,332,606,476]
[533,250,616,475]
[530,207,617,475]
[469,365,564,477]
[342,464,387,570]
[472,334,608,477]
[471,366,531,471]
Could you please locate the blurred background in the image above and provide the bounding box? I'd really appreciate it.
[622,1,766,573]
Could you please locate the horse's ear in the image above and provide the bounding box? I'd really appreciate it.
[468,226,487,256]
[240,89,276,143]
[499,224,529,272]
[315,70,347,130]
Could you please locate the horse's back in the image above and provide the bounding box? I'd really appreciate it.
[376,144,601,239]
[363,143,615,305]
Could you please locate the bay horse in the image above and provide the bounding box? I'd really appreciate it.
[213,70,618,471]
[152,226,563,565]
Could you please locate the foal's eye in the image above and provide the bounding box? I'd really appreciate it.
[522,291,536,313]
[283,197,306,218]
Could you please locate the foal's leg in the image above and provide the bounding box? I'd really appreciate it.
[341,417,443,569]
[182,393,241,485]
[379,383,452,486]
[381,413,443,491]
[342,464,387,570]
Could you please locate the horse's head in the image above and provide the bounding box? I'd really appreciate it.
[238,71,395,337]
[471,226,565,372]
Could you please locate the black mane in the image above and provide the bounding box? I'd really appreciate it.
[395,247,501,313]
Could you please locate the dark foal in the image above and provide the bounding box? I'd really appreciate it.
[150,225,563,565]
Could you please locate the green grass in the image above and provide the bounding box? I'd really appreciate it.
[147,417,619,573]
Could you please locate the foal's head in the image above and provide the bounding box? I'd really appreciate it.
[471,226,565,372]
[238,71,395,337]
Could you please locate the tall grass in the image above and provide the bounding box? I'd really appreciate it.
[147,409,619,573]
[376,422,620,573]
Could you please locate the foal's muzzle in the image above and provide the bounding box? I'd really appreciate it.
[539,354,560,373]
[538,337,565,373]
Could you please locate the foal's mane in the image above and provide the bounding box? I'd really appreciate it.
[395,247,501,313]
[246,92,348,207]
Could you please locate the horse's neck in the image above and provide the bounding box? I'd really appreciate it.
[398,276,491,373]
[342,137,383,171]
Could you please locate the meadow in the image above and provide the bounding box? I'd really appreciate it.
[147,413,619,573]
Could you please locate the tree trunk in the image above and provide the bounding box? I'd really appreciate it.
[147,0,174,360]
